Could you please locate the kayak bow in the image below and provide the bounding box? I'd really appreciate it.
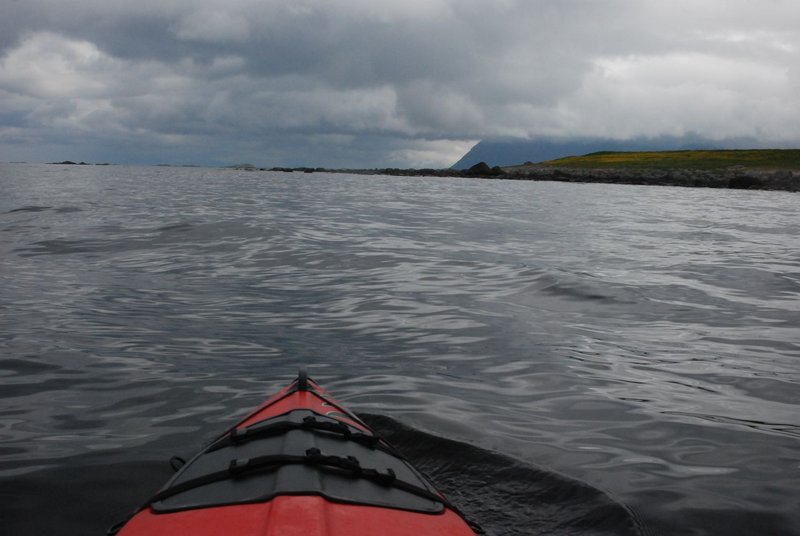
[111,371,479,535]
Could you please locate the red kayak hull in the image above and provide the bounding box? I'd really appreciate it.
[120,496,474,535]
[115,374,477,535]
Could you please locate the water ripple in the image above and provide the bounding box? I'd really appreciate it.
[1,165,799,535]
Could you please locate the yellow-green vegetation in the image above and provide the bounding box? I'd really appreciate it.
[540,149,800,170]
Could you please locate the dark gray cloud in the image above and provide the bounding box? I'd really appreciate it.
[1,0,799,167]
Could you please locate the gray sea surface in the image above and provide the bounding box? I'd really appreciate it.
[1,163,799,535]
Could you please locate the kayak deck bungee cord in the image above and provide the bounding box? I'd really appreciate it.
[110,370,480,535]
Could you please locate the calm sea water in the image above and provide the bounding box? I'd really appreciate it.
[1,163,798,535]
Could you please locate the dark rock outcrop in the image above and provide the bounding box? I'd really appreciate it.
[728,175,764,189]
[467,162,492,175]
[466,162,505,177]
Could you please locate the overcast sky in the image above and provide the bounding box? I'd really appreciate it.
[1,0,799,168]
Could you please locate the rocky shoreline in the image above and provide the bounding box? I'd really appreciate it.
[498,164,799,191]
[46,159,798,192]
[260,161,799,192]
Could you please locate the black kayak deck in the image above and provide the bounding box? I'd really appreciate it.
[150,409,445,514]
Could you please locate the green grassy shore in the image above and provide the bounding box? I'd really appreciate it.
[534,149,800,170]
[498,149,800,191]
